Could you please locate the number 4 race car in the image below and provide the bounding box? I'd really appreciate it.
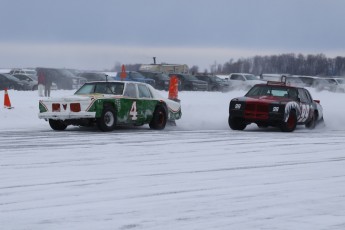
[38,80,181,131]
[228,79,324,132]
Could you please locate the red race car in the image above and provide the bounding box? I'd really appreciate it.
[228,80,324,132]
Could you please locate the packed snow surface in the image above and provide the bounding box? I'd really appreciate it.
[1,88,345,230]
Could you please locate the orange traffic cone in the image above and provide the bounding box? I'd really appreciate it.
[168,75,179,102]
[4,88,13,109]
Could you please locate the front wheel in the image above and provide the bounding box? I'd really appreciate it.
[281,110,297,132]
[228,116,246,130]
[149,106,167,130]
[97,107,116,132]
[49,119,67,131]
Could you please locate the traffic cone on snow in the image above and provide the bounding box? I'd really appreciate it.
[168,75,180,102]
[4,88,13,109]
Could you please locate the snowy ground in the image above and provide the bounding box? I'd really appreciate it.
[1,88,345,229]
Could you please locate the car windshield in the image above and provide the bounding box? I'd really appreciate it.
[183,75,199,81]
[3,74,21,82]
[246,85,298,99]
[129,72,145,79]
[75,82,125,95]
[244,74,258,80]
[336,79,345,84]
[214,76,224,82]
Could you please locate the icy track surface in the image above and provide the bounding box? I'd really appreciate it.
[1,89,345,229]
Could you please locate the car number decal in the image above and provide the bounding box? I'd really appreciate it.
[298,104,310,122]
[130,101,138,120]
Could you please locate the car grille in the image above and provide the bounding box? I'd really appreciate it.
[244,102,269,119]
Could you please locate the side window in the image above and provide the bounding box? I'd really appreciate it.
[231,74,244,81]
[124,83,137,98]
[303,89,313,103]
[138,85,152,98]
[298,89,310,103]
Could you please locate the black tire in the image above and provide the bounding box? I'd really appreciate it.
[97,106,116,132]
[228,116,246,130]
[305,112,317,129]
[281,110,297,132]
[149,106,167,130]
[49,119,67,131]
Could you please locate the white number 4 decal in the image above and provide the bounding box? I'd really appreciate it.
[130,101,138,120]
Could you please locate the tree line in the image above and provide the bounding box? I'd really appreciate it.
[111,53,345,77]
[216,53,345,76]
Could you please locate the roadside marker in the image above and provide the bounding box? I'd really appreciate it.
[4,88,13,109]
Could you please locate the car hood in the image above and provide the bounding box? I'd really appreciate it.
[233,96,293,104]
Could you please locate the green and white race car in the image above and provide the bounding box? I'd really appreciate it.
[38,81,182,131]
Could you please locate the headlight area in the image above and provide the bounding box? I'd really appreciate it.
[268,104,285,120]
[229,100,245,114]
[269,104,284,113]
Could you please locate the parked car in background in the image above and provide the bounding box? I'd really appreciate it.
[195,74,229,91]
[12,74,38,90]
[113,71,155,87]
[334,78,345,92]
[79,72,108,82]
[228,73,264,90]
[312,77,335,92]
[36,68,76,90]
[0,73,25,90]
[169,74,208,91]
[138,71,170,90]
[9,68,37,77]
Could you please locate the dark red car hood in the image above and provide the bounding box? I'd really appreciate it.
[235,96,293,104]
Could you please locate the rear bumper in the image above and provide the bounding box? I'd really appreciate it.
[38,111,96,120]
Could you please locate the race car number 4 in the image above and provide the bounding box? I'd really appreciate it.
[130,101,138,120]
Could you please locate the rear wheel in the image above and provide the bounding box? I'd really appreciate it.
[97,106,116,132]
[305,112,317,129]
[281,110,297,132]
[49,119,67,131]
[228,116,246,130]
[149,106,167,130]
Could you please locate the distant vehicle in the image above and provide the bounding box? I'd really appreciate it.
[38,81,182,131]
[228,80,324,132]
[0,73,25,90]
[12,74,38,90]
[9,68,37,77]
[312,77,336,92]
[169,74,208,91]
[36,68,77,90]
[139,63,189,74]
[228,73,264,90]
[138,71,170,90]
[195,74,229,91]
[333,78,345,92]
[78,72,108,82]
[113,71,155,87]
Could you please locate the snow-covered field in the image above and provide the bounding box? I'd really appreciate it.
[1,88,345,229]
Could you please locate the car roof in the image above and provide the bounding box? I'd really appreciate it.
[254,82,304,90]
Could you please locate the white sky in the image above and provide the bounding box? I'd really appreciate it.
[1,0,344,71]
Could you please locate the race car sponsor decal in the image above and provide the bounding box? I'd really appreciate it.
[284,101,300,122]
[298,104,310,122]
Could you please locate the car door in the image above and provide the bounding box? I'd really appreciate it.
[297,88,311,122]
[136,84,157,123]
[120,82,139,124]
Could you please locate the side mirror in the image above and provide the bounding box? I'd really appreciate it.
[314,99,320,104]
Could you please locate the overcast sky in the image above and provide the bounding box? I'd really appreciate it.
[1,0,344,71]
